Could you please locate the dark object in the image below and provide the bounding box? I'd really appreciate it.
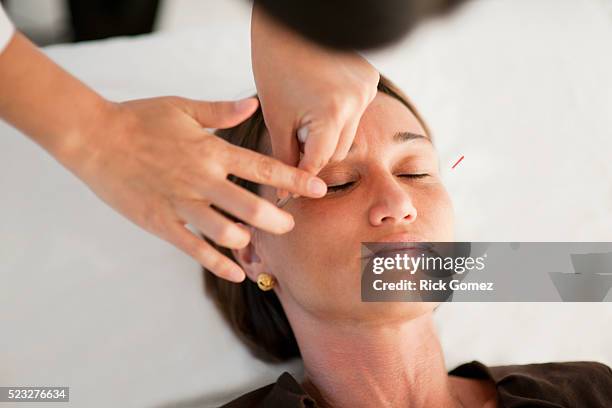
[67,0,161,42]
[220,360,612,407]
[254,0,467,50]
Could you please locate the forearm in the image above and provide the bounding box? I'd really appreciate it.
[0,33,111,171]
[251,2,296,65]
[251,2,357,100]
[251,2,327,69]
[250,1,379,177]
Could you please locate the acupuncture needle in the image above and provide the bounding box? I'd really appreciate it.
[276,195,292,208]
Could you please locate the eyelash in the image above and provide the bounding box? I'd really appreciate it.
[326,174,430,193]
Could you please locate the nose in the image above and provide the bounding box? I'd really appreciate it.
[368,175,417,226]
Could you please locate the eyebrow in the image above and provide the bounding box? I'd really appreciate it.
[347,131,429,154]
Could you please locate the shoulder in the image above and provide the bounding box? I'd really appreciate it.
[218,371,314,408]
[489,360,612,378]
[453,360,612,408]
[218,382,276,408]
[489,360,612,391]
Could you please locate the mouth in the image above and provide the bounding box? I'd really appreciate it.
[360,233,434,260]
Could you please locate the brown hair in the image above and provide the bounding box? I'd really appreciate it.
[203,75,431,362]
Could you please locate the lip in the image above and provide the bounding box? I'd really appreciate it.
[360,233,433,259]
[373,232,427,243]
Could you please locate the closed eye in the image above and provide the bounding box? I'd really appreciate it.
[326,174,430,193]
[326,181,355,192]
[399,173,429,179]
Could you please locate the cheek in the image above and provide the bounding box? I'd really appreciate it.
[275,199,361,270]
[293,198,366,259]
[415,185,454,239]
[258,199,363,308]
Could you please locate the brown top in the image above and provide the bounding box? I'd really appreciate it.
[219,360,612,408]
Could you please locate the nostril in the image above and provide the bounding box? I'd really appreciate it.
[369,197,417,226]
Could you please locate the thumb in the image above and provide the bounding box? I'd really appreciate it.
[186,97,259,129]
[297,120,340,175]
[268,123,300,168]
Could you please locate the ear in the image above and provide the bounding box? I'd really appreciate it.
[231,223,267,283]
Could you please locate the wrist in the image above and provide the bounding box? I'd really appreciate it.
[54,95,118,178]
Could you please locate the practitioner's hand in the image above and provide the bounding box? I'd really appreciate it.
[0,34,326,282]
[65,96,327,282]
[251,4,379,197]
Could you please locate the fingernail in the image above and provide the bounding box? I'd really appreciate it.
[277,188,289,200]
[297,126,309,144]
[286,215,295,230]
[308,178,327,196]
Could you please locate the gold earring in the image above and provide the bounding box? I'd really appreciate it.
[256,273,275,291]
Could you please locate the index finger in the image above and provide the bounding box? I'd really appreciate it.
[225,144,327,198]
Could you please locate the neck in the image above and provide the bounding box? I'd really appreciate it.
[290,310,461,408]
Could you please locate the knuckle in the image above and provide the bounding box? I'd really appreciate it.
[152,220,170,239]
[253,155,274,182]
[200,134,223,157]
[293,169,309,190]
[146,209,168,236]
[186,237,206,259]
[204,253,221,272]
[325,101,343,121]
[248,202,268,226]
[160,95,182,107]
[201,145,230,176]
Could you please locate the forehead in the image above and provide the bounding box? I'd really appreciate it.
[351,91,428,155]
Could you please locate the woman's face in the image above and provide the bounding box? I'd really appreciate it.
[243,91,454,323]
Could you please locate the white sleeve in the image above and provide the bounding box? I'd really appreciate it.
[0,3,15,55]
